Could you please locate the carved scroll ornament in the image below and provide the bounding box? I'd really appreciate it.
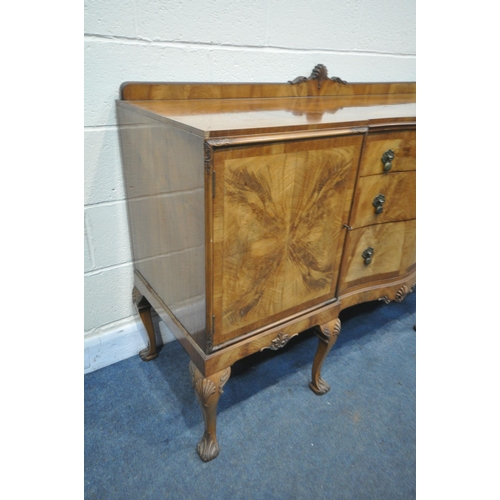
[261,332,298,352]
[378,282,416,304]
[395,285,409,303]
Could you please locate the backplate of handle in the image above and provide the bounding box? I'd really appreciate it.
[362,247,374,265]
[372,194,386,214]
[381,150,394,172]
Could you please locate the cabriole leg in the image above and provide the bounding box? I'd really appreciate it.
[132,287,158,362]
[309,318,341,395]
[189,361,231,462]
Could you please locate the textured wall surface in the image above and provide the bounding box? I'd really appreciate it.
[84,0,416,371]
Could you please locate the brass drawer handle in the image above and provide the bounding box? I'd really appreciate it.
[372,194,386,214]
[362,247,374,265]
[381,149,395,172]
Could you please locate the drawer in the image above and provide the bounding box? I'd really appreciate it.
[338,220,416,293]
[349,171,415,229]
[359,130,416,176]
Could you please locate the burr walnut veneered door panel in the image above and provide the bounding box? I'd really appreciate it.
[211,135,364,346]
[337,219,416,293]
[359,130,416,177]
[349,171,416,229]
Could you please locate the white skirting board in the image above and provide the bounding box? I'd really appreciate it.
[84,313,175,374]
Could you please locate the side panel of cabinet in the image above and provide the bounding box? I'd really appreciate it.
[211,135,363,346]
[117,106,207,347]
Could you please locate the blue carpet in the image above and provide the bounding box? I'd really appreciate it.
[85,293,416,499]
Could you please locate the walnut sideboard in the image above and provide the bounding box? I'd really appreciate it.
[116,65,416,462]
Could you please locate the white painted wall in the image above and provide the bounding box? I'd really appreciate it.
[84,0,416,373]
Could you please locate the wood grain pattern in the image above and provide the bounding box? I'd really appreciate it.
[204,300,342,375]
[117,73,417,461]
[309,317,341,395]
[359,129,416,176]
[135,263,414,377]
[119,84,416,355]
[338,220,416,293]
[117,106,207,346]
[211,136,362,345]
[133,270,208,372]
[121,80,416,100]
[117,95,415,139]
[349,171,416,228]
[189,362,231,462]
[338,270,416,310]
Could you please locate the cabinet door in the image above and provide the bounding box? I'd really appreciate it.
[211,135,363,345]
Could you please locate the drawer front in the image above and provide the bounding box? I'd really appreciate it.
[359,130,416,176]
[349,171,416,229]
[338,220,416,293]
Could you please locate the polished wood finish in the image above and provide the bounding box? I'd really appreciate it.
[359,129,416,176]
[118,95,415,139]
[117,105,207,349]
[338,220,416,293]
[212,136,361,345]
[189,362,231,462]
[132,287,158,361]
[117,67,416,461]
[310,318,342,395]
[349,171,416,228]
[121,79,416,101]
[338,272,416,311]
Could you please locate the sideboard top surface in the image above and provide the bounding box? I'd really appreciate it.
[116,80,416,138]
[117,95,414,138]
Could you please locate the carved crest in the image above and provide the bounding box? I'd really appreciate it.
[289,64,347,89]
